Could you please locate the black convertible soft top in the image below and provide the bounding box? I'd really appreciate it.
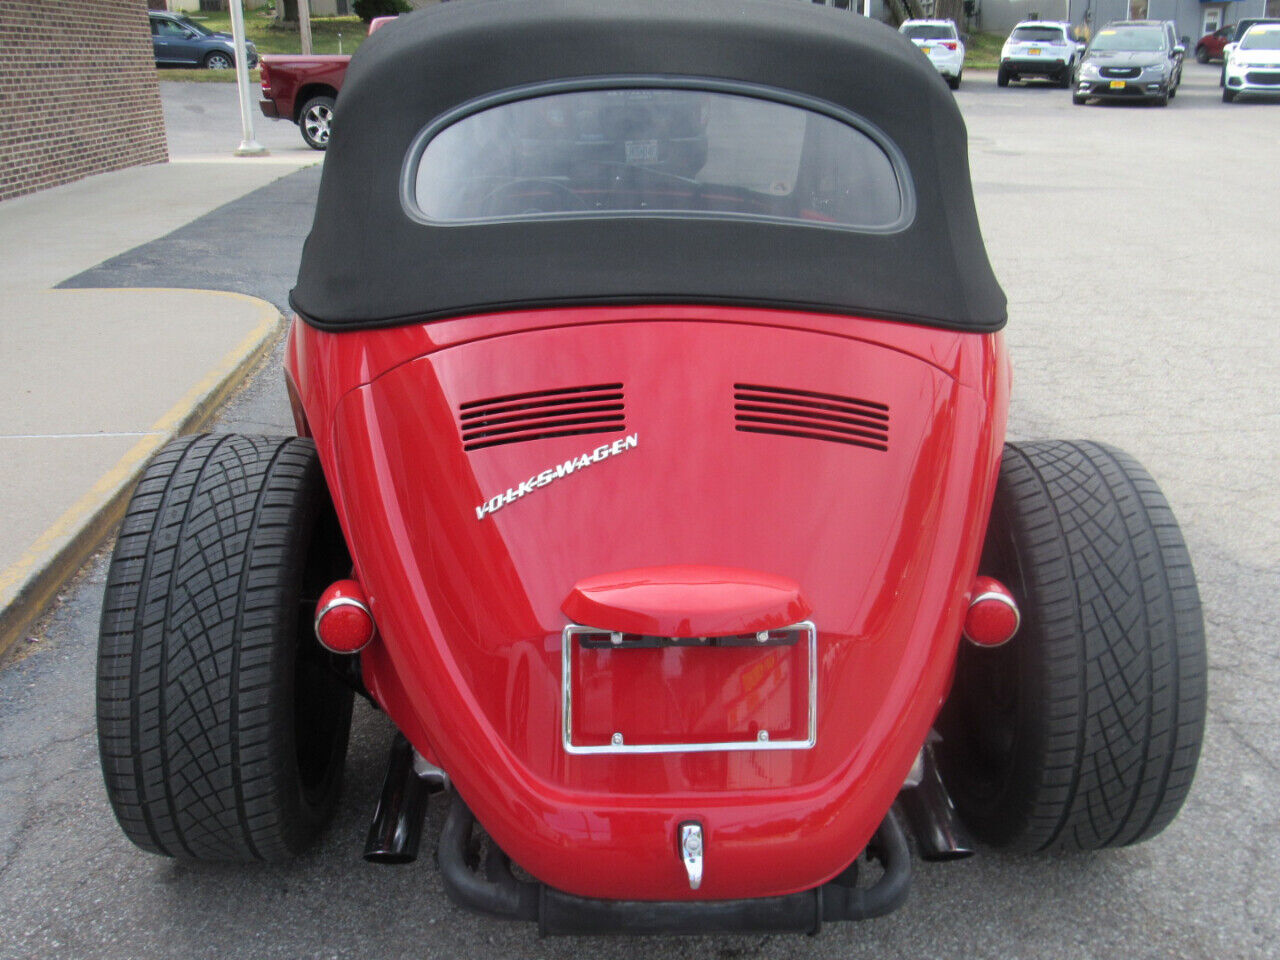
[291,0,1006,332]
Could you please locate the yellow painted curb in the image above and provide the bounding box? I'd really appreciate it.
[0,290,283,660]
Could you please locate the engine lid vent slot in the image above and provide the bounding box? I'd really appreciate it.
[459,383,625,451]
[734,383,889,451]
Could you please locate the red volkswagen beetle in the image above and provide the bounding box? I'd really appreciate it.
[96,0,1206,935]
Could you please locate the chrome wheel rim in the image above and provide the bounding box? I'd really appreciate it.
[206,53,232,69]
[304,106,332,145]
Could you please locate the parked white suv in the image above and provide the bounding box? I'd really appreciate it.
[900,19,966,89]
[1223,22,1280,102]
[999,21,1082,88]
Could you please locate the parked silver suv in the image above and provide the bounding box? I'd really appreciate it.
[1073,20,1184,106]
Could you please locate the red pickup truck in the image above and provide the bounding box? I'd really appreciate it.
[258,17,396,150]
[259,54,349,149]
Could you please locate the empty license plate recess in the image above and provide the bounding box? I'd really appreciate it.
[561,621,817,754]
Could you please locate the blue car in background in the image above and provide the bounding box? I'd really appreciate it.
[149,11,258,70]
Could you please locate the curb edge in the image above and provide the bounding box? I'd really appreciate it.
[0,293,283,661]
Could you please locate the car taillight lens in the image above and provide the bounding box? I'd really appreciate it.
[963,576,1020,647]
[314,579,375,654]
[942,41,957,50]
[260,63,271,94]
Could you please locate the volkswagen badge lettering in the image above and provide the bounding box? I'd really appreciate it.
[475,433,639,520]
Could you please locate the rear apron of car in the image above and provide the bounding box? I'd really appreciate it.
[306,310,1005,900]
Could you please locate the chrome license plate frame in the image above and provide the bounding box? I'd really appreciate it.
[561,621,818,755]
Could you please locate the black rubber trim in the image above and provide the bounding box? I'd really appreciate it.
[290,297,1006,335]
[398,76,918,236]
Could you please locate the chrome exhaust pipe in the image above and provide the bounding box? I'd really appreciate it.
[898,743,975,862]
[363,733,439,864]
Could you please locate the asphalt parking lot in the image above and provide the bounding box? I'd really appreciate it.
[1,64,1278,959]
[159,78,319,159]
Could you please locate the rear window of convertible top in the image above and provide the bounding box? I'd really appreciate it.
[407,87,909,232]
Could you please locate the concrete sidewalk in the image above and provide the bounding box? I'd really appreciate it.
[0,155,315,657]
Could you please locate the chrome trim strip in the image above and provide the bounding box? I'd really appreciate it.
[561,620,818,755]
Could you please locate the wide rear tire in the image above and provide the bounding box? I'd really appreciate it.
[97,435,354,861]
[937,440,1206,852]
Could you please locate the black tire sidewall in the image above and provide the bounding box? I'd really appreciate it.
[936,456,1052,848]
[937,440,1206,852]
[257,440,353,851]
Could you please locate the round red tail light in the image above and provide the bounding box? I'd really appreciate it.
[963,576,1020,647]
[314,580,375,654]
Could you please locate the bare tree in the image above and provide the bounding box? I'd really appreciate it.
[933,0,964,26]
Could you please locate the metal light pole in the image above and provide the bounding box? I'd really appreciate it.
[230,0,268,156]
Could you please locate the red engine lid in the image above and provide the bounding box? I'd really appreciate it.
[562,565,812,637]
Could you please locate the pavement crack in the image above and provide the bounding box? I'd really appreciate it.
[1208,705,1280,777]
[0,726,95,764]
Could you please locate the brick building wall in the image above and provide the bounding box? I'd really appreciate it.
[0,0,168,203]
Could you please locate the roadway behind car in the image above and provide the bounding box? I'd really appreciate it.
[0,64,1277,960]
[956,62,1278,572]
[160,81,319,159]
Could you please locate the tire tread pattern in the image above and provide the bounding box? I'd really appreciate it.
[97,435,335,861]
[996,440,1206,851]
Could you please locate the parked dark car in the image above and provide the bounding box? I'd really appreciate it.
[1195,25,1233,63]
[1073,20,1183,106]
[1230,17,1280,41]
[149,11,258,70]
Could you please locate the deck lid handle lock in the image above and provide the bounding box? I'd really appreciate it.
[679,821,704,890]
